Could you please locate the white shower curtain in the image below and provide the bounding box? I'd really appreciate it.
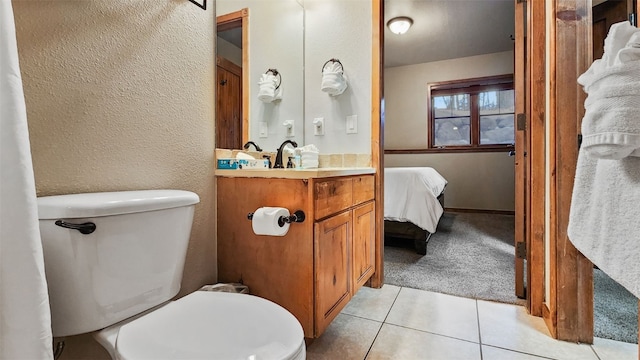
[0,1,53,358]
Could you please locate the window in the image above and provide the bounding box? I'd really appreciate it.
[428,75,515,152]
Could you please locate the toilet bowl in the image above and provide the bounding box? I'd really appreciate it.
[94,291,305,360]
[37,190,305,359]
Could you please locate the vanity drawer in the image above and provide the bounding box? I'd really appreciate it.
[352,175,374,205]
[314,178,353,219]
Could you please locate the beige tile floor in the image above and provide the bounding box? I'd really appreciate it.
[306,285,638,360]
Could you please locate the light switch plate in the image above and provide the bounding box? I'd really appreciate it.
[259,122,268,138]
[346,115,357,134]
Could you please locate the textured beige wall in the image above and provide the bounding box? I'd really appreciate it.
[385,153,515,211]
[12,0,216,357]
[385,51,514,149]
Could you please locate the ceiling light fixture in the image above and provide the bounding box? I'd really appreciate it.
[387,16,413,35]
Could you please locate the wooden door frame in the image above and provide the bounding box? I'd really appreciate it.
[370,0,384,288]
[531,0,640,346]
[542,0,595,343]
[526,0,546,318]
[216,9,250,145]
[514,0,527,301]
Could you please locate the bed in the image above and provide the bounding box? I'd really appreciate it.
[384,167,448,255]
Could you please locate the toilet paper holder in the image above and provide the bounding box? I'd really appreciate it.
[247,209,306,227]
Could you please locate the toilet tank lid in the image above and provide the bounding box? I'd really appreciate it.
[37,190,200,220]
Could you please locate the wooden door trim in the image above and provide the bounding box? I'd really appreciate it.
[545,0,594,343]
[514,0,526,300]
[370,0,384,288]
[217,56,241,77]
[543,0,559,338]
[216,8,249,145]
[527,0,545,317]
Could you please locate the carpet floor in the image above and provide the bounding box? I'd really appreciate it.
[384,212,638,344]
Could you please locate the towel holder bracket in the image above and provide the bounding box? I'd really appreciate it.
[322,58,344,74]
[265,68,282,90]
[188,0,207,10]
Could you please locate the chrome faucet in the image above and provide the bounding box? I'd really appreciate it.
[243,141,263,152]
[274,140,298,168]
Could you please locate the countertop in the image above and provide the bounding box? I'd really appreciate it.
[215,167,376,179]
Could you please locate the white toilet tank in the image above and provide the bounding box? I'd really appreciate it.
[37,190,200,337]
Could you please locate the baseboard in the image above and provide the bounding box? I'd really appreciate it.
[444,207,515,215]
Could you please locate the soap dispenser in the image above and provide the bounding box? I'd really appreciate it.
[293,148,302,168]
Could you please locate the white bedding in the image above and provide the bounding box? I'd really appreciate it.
[384,167,448,233]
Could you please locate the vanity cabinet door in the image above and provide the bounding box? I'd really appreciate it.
[352,201,375,293]
[314,210,351,337]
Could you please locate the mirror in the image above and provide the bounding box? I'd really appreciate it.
[216,0,304,153]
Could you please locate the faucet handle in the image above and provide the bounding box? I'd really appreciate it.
[262,155,272,168]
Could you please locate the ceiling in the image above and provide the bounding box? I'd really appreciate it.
[218,28,242,48]
[384,0,515,68]
[217,1,516,69]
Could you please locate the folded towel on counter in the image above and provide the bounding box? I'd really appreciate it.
[297,144,319,153]
[296,144,319,168]
[577,21,640,160]
[301,160,319,169]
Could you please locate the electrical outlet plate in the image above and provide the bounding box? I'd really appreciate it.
[313,117,325,136]
[259,122,268,138]
[283,120,295,137]
[346,115,357,134]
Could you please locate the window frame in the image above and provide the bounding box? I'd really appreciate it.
[427,74,515,153]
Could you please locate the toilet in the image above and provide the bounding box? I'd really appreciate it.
[37,190,305,360]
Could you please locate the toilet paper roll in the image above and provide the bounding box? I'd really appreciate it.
[251,207,290,236]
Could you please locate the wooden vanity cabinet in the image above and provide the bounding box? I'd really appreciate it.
[217,174,375,338]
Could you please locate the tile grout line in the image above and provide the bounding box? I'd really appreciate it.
[362,285,404,359]
[589,343,603,360]
[476,300,484,360]
[381,322,482,346]
[482,344,557,360]
[476,301,572,360]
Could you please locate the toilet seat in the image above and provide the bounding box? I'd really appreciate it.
[112,291,305,360]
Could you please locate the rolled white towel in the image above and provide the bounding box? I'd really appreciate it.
[321,61,348,96]
[257,74,276,103]
[321,73,348,96]
[273,85,283,101]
